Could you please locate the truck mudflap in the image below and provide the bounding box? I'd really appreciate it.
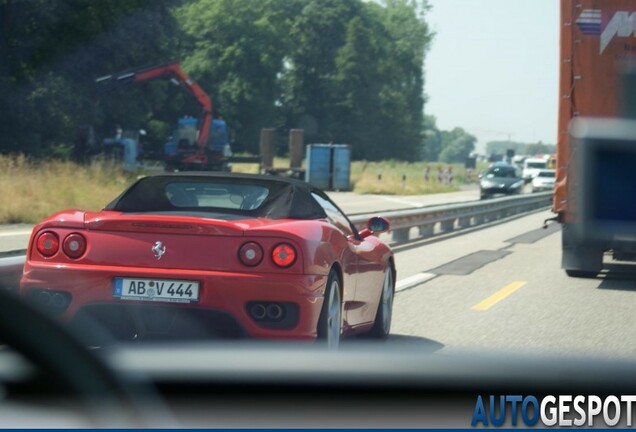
[561,222,603,278]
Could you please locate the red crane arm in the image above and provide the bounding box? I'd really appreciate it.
[96,61,213,148]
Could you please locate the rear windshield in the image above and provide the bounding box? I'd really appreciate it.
[537,171,555,178]
[165,182,269,210]
[106,176,327,220]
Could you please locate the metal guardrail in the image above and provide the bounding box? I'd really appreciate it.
[0,192,552,287]
[349,192,552,243]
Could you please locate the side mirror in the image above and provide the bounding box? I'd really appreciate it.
[359,217,390,239]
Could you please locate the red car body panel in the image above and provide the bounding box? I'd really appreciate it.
[20,174,393,342]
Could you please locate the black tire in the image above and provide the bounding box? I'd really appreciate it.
[317,270,342,349]
[368,265,394,338]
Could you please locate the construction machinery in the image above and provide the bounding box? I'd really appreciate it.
[96,61,230,171]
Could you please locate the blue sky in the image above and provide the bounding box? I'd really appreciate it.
[424,0,559,152]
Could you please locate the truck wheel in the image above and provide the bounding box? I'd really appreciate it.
[562,223,603,278]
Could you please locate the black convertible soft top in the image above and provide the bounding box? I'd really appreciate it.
[105,172,329,220]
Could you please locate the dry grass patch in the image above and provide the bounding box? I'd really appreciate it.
[0,155,481,224]
[0,155,136,224]
[351,161,464,195]
[230,157,477,195]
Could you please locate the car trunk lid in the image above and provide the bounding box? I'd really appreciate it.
[79,212,250,271]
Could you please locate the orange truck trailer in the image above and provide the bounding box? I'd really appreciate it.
[557,0,636,276]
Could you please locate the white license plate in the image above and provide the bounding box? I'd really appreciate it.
[113,277,200,303]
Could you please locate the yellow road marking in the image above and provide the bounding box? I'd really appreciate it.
[471,281,527,311]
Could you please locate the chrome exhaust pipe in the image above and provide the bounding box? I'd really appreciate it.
[266,303,283,320]
[38,291,51,306]
[52,293,66,308]
[250,303,267,320]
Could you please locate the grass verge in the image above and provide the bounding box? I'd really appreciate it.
[232,158,479,195]
[0,155,137,224]
[0,155,481,224]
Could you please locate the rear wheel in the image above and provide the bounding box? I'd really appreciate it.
[368,266,394,338]
[317,271,341,349]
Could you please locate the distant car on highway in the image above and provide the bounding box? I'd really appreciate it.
[479,162,524,200]
[522,157,548,183]
[531,169,555,192]
[19,173,395,349]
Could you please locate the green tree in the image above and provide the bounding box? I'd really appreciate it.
[375,0,431,161]
[0,0,434,162]
[332,11,385,159]
[281,0,362,146]
[485,140,526,156]
[177,0,299,153]
[0,0,182,156]
[281,0,432,161]
[421,114,441,161]
[525,141,555,156]
[439,127,476,163]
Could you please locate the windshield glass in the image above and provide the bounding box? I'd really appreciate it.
[3,0,635,427]
[485,166,518,178]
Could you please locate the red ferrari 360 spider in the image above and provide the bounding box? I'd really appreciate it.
[20,173,395,348]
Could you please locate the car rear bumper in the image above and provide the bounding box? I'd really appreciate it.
[21,263,328,342]
[480,186,521,195]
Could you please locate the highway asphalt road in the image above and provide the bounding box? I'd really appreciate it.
[376,208,636,360]
[328,185,479,215]
[0,224,33,253]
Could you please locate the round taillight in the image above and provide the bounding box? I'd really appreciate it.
[36,232,59,257]
[271,243,296,268]
[62,233,87,259]
[238,242,264,266]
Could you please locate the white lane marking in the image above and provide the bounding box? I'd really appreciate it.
[395,272,436,292]
[0,230,32,238]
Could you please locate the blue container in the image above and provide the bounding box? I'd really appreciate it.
[305,144,351,191]
[209,119,228,152]
[332,145,351,191]
[306,144,332,190]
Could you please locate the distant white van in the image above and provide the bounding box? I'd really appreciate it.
[522,158,547,182]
